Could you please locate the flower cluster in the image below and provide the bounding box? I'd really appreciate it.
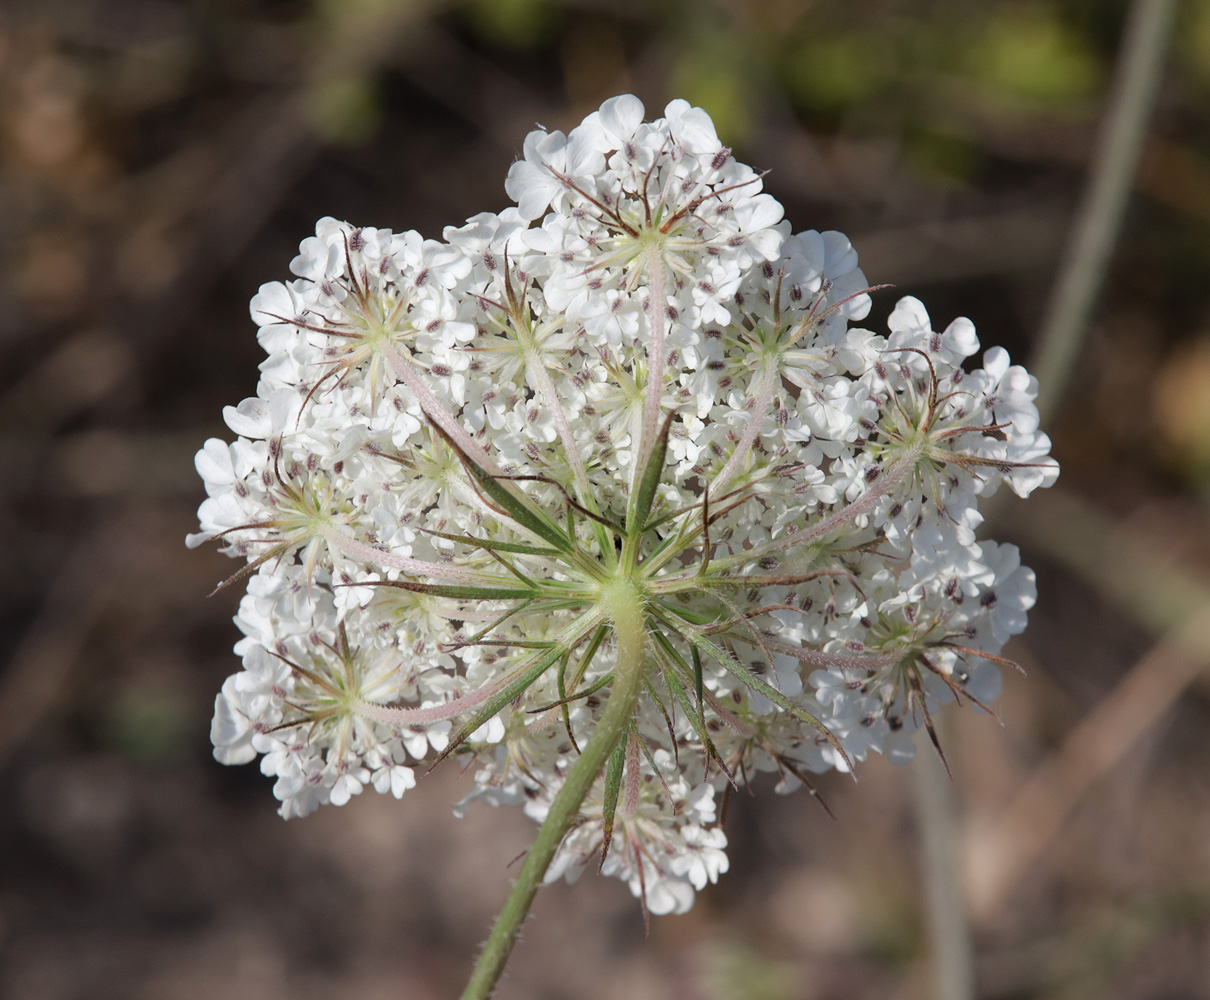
[194,95,1057,914]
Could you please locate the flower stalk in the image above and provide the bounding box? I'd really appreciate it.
[461,573,649,1000]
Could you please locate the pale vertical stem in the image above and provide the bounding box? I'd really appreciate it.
[527,357,596,508]
[637,246,667,485]
[381,342,503,475]
[1031,0,1177,421]
[459,579,648,1000]
[708,359,778,499]
[914,719,975,1000]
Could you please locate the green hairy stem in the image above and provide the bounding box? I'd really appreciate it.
[460,573,649,1000]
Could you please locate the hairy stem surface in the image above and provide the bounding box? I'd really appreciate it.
[459,575,649,1000]
[637,245,667,485]
[709,357,779,498]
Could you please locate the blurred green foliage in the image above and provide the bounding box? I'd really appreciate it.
[781,30,894,116]
[704,942,796,1000]
[467,0,560,49]
[98,691,193,764]
[1179,0,1210,88]
[902,121,982,185]
[670,17,758,144]
[309,74,381,145]
[453,1,1123,122]
[444,0,1137,198]
[967,4,1101,104]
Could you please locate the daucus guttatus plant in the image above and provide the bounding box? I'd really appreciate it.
[192,95,1058,998]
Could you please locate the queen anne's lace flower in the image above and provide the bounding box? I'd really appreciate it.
[194,95,1057,916]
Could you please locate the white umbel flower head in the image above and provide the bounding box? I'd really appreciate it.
[194,96,1057,914]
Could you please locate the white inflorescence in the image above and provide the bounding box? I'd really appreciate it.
[194,95,1058,914]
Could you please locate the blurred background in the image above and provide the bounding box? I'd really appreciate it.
[2,0,1210,997]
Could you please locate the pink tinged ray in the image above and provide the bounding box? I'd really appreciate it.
[324,528,502,585]
[380,342,504,476]
[709,360,779,498]
[637,245,667,488]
